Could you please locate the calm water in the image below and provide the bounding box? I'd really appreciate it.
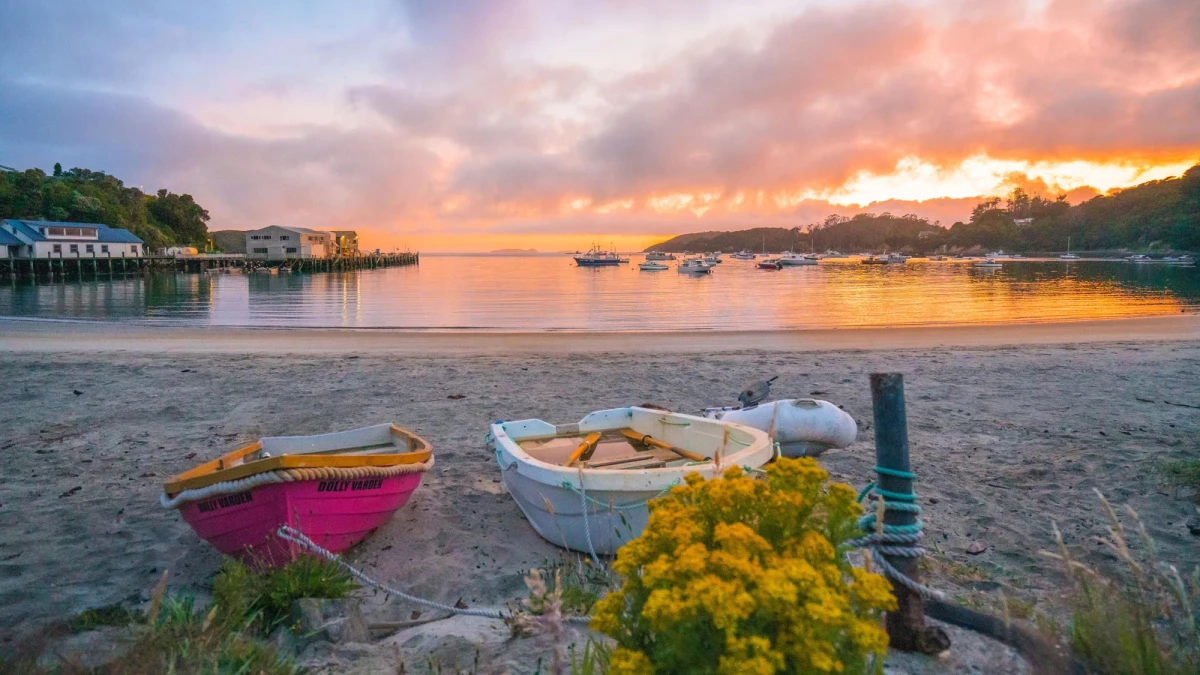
[1,256,1197,331]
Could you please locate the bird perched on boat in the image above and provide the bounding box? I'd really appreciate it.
[738,376,778,408]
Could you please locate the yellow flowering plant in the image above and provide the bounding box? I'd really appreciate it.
[591,458,896,675]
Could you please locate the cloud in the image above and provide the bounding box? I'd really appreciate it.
[1,0,1197,247]
[0,81,443,232]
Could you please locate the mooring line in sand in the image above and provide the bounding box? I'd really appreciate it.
[276,526,592,624]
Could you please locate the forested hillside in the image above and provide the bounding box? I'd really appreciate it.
[0,165,210,250]
[648,164,1200,254]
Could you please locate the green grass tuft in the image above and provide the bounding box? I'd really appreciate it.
[1159,459,1200,494]
[67,603,145,633]
[214,556,358,634]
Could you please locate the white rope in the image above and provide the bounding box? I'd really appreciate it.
[276,526,591,624]
[160,471,285,509]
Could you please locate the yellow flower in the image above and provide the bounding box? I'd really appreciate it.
[593,458,895,673]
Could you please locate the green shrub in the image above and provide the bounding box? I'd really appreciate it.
[67,603,145,633]
[214,556,358,634]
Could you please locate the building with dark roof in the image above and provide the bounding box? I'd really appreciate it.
[245,225,334,260]
[1,219,145,258]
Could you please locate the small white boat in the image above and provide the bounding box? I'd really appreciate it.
[645,251,676,261]
[638,261,668,271]
[885,253,908,264]
[987,250,1011,259]
[929,255,947,261]
[703,253,723,264]
[1126,254,1151,263]
[489,407,773,555]
[1060,237,1079,259]
[1163,255,1195,266]
[730,250,757,260]
[678,258,714,273]
[779,252,817,266]
[974,258,1003,268]
[703,399,857,458]
[822,250,848,259]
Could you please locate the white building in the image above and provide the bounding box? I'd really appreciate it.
[245,226,335,260]
[1,219,144,258]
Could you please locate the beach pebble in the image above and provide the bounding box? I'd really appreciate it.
[73,390,83,396]
[1187,515,1200,536]
[966,540,988,555]
[929,497,940,504]
[447,394,466,400]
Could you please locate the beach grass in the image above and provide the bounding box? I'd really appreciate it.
[1159,458,1200,497]
[213,556,358,635]
[1046,491,1200,675]
[66,603,145,634]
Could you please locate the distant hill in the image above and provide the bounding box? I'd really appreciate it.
[210,230,246,253]
[647,164,1200,254]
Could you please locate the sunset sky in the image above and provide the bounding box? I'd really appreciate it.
[1,0,1198,252]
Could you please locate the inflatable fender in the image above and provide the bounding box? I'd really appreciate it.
[706,399,857,458]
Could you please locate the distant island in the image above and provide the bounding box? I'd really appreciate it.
[490,248,539,254]
[648,164,1200,255]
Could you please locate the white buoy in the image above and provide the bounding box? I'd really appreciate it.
[705,399,857,458]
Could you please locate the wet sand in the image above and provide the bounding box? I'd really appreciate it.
[1,322,1198,672]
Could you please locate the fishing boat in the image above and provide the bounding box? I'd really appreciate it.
[678,258,714,274]
[645,251,676,261]
[703,253,723,264]
[574,245,624,266]
[638,261,669,271]
[974,258,1002,268]
[779,252,817,266]
[757,258,783,270]
[730,250,757,260]
[489,407,774,555]
[886,253,908,264]
[162,424,433,565]
[860,255,888,265]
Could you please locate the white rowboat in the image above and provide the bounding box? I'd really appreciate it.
[489,407,773,555]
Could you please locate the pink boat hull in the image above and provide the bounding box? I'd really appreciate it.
[179,473,422,566]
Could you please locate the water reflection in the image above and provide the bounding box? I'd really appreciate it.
[0,257,1195,331]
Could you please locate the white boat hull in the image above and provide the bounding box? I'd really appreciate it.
[704,399,857,458]
[779,257,817,266]
[490,407,773,555]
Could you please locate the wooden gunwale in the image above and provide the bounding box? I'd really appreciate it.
[164,425,431,494]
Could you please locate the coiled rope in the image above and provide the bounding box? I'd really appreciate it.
[848,466,946,601]
[160,459,435,509]
[276,526,591,624]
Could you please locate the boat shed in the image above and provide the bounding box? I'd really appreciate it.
[245,226,334,260]
[0,219,145,258]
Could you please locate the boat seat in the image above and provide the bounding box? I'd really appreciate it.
[585,454,667,470]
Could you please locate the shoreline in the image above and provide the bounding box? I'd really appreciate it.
[1,314,1197,354]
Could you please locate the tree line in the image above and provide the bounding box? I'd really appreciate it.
[649,164,1200,254]
[0,164,210,250]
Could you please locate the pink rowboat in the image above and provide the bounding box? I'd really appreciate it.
[162,424,433,566]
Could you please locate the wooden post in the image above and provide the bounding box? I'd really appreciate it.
[870,373,949,654]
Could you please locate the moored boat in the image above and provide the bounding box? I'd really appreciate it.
[779,252,817,266]
[574,245,624,266]
[757,258,782,270]
[162,424,433,565]
[488,407,773,555]
[861,255,888,265]
[1125,254,1151,263]
[645,251,676,261]
[974,258,1002,268]
[730,250,757,260]
[678,258,714,273]
[638,261,668,271]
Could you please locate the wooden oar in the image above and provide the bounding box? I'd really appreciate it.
[565,432,603,467]
[619,428,708,462]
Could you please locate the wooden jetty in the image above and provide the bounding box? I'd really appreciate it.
[0,252,419,285]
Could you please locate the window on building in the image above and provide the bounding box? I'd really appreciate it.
[69,244,79,253]
[53,244,62,254]
[253,247,268,254]
[130,245,139,255]
[250,235,260,240]
[286,247,297,254]
[49,226,65,236]
[262,235,272,240]
[101,245,109,253]
[279,235,290,240]
[82,228,96,237]
[65,227,81,236]
[86,244,94,253]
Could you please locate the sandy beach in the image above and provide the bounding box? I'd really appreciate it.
[1,319,1198,672]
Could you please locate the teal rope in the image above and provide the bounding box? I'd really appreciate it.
[851,465,946,601]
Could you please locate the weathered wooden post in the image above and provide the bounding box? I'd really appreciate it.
[870,373,949,654]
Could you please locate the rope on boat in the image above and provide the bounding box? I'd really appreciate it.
[159,459,435,509]
[847,466,947,602]
[275,526,592,624]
